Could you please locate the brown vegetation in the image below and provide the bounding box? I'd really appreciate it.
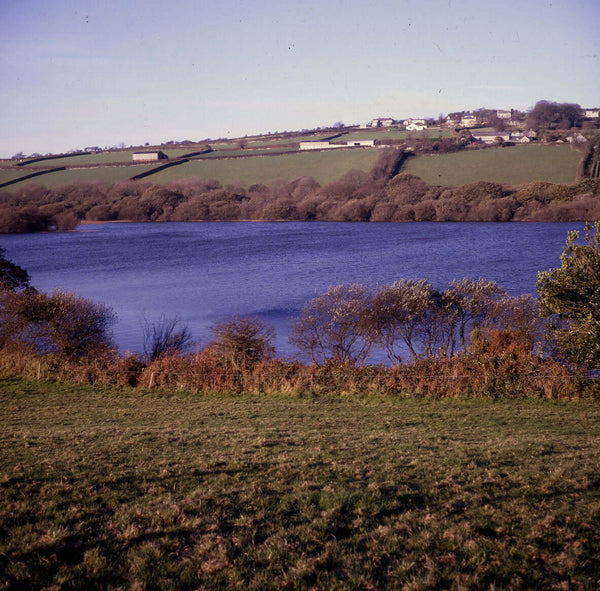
[0,274,596,400]
[1,149,600,232]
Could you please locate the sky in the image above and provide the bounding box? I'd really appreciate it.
[1,0,599,158]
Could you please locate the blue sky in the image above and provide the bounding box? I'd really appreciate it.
[1,0,598,157]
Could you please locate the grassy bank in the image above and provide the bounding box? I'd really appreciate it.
[1,377,599,589]
[402,144,582,185]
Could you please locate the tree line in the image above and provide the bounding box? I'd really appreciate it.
[1,224,598,398]
[1,149,600,233]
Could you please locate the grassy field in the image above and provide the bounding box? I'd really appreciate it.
[1,164,158,188]
[148,148,381,186]
[402,144,582,185]
[0,169,37,186]
[0,142,585,191]
[1,378,599,589]
[13,149,201,167]
[341,127,455,142]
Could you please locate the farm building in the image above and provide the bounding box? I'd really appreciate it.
[299,141,345,151]
[299,140,376,151]
[406,122,427,131]
[471,131,511,144]
[132,151,168,162]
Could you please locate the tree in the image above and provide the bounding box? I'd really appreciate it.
[0,289,116,358]
[210,315,274,369]
[537,221,600,370]
[290,284,373,366]
[143,314,192,361]
[527,100,583,131]
[369,279,436,363]
[445,278,505,352]
[0,248,31,291]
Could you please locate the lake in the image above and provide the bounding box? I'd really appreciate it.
[2,221,581,358]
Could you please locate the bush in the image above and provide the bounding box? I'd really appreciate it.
[210,315,275,370]
[0,289,116,359]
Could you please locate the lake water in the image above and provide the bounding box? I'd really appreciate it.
[2,221,581,358]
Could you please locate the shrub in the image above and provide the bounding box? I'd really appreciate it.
[210,315,275,370]
[0,289,116,359]
[537,221,600,372]
[0,248,30,291]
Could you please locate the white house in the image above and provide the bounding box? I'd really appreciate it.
[509,132,531,143]
[406,122,427,131]
[585,109,600,119]
[132,151,168,161]
[496,109,512,120]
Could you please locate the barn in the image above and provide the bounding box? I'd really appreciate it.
[132,151,168,162]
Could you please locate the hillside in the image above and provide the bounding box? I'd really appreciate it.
[0,127,587,190]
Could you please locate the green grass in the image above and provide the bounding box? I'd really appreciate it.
[2,148,380,189]
[148,148,381,186]
[246,133,340,147]
[402,144,582,185]
[341,127,455,142]
[1,377,599,589]
[0,169,36,186]
[1,164,158,188]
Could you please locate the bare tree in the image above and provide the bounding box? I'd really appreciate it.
[369,279,437,363]
[290,284,374,366]
[445,278,506,352]
[142,314,193,361]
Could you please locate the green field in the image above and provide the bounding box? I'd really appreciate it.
[0,169,36,186]
[1,378,599,589]
[1,149,379,190]
[341,127,455,142]
[246,133,340,147]
[402,144,582,185]
[1,142,585,191]
[1,164,158,188]
[148,148,381,186]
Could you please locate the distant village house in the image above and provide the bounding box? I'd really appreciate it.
[460,114,479,127]
[370,118,394,127]
[132,151,168,162]
[585,109,600,119]
[405,122,427,131]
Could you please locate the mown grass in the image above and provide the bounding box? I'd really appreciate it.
[1,377,599,589]
[403,144,582,185]
[149,148,381,186]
